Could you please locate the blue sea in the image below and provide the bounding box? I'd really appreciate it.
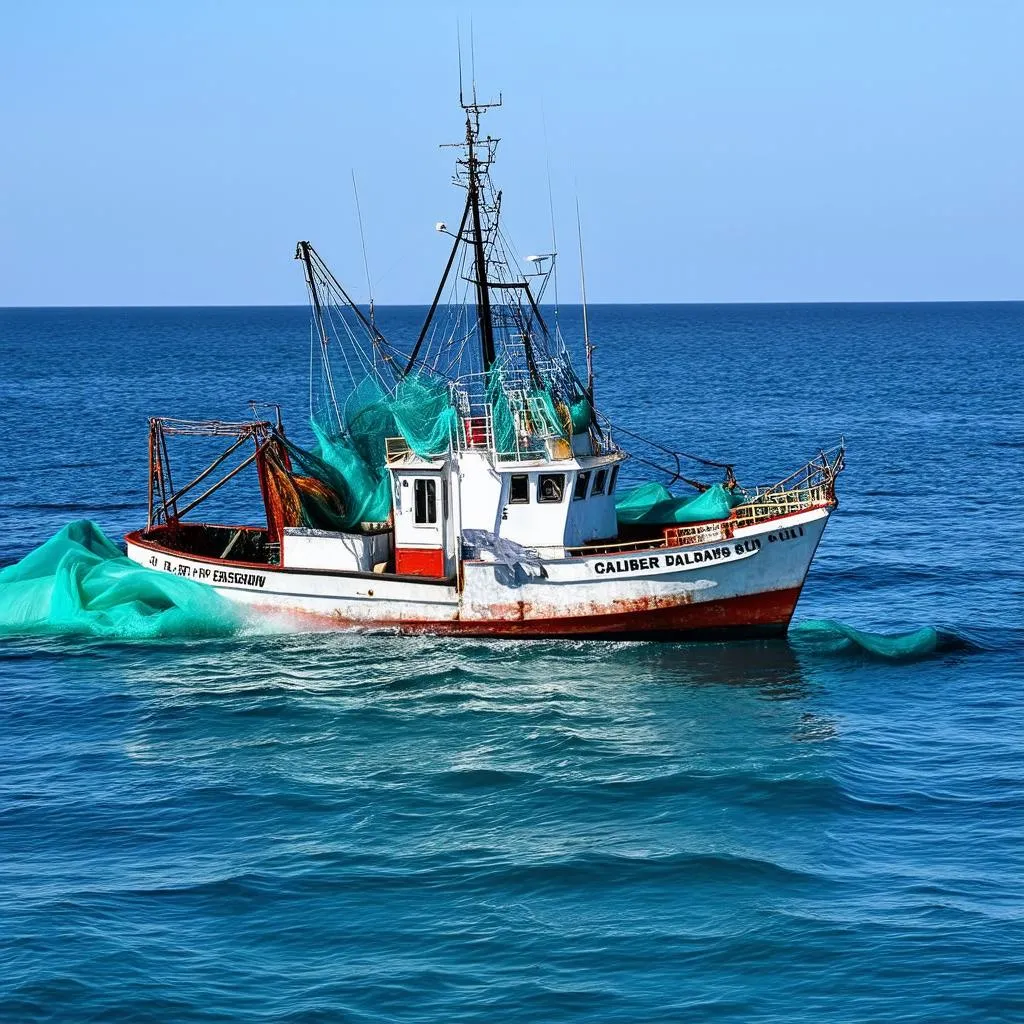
[1,303,1022,1021]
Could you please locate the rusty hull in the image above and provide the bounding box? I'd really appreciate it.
[255,587,803,640]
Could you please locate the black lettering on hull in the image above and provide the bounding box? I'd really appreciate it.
[212,569,267,588]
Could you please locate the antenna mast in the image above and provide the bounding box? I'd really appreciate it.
[461,97,501,372]
[448,42,503,373]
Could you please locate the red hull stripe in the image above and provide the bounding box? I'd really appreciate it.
[251,587,804,640]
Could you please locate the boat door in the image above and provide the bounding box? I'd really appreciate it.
[391,465,451,578]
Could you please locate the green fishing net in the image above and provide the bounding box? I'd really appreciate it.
[568,398,593,434]
[0,521,240,639]
[615,482,745,526]
[311,373,459,528]
[307,364,581,525]
[486,366,518,456]
[391,374,460,457]
[526,387,566,437]
[790,619,941,659]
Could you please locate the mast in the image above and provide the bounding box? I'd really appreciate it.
[464,104,497,372]
[296,240,384,345]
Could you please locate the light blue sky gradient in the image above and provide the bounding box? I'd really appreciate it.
[2,1,1021,305]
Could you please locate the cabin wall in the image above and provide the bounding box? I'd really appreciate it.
[497,472,571,549]
[477,458,622,553]
[282,528,391,573]
[385,453,623,566]
[564,486,618,546]
[455,453,504,535]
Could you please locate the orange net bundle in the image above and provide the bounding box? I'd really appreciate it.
[257,439,348,544]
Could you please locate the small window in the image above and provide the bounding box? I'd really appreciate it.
[414,478,437,524]
[608,464,620,495]
[538,473,566,503]
[509,474,529,504]
[592,468,608,495]
[573,471,591,501]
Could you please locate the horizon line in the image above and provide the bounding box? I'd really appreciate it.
[2,298,1023,311]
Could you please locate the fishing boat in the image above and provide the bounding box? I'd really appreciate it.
[125,92,844,639]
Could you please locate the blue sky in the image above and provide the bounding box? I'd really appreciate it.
[2,1,1022,305]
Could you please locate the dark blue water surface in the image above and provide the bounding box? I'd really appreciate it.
[1,304,1023,1021]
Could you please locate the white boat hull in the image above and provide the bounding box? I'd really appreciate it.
[125,505,830,639]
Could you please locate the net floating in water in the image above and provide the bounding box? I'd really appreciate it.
[0,520,240,639]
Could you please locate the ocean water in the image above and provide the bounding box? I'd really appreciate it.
[1,303,1022,1021]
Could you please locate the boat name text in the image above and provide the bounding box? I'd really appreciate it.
[155,557,266,588]
[591,527,803,576]
[594,545,737,575]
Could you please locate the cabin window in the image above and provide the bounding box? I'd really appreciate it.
[608,465,620,495]
[573,471,591,501]
[509,474,529,504]
[538,473,566,503]
[414,478,437,524]
[593,468,608,495]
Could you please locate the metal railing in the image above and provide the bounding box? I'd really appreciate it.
[663,519,735,547]
[449,378,565,463]
[731,484,833,530]
[746,443,845,499]
[564,448,844,557]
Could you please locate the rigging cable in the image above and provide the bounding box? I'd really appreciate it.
[351,170,374,325]
[575,194,594,401]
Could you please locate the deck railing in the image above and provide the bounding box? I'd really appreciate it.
[565,487,831,557]
[662,519,736,548]
[452,384,573,462]
[565,446,844,557]
[731,483,834,530]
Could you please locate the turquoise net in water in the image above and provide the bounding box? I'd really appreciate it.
[0,521,241,640]
[789,619,942,659]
